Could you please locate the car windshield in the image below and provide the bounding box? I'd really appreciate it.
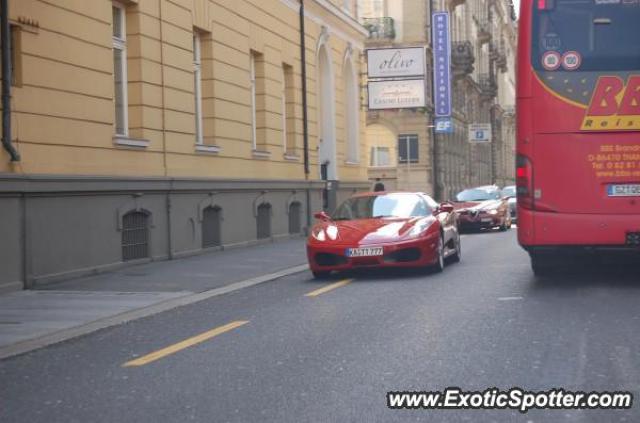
[456,188,501,202]
[332,194,432,221]
[501,186,516,198]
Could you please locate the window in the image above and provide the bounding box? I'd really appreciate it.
[122,211,150,261]
[112,3,128,136]
[532,0,640,71]
[282,64,296,154]
[370,146,391,167]
[344,58,359,163]
[398,134,419,164]
[250,51,266,151]
[250,52,257,149]
[194,31,203,145]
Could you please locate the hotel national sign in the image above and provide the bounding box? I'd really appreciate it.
[368,79,426,110]
[367,47,426,79]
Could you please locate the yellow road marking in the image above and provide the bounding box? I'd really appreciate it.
[123,320,249,367]
[305,279,353,297]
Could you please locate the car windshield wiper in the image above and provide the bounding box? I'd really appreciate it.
[372,215,394,219]
[332,217,351,221]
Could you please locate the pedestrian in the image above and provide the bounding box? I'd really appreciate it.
[373,181,385,192]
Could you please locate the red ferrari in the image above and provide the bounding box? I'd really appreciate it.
[307,192,461,279]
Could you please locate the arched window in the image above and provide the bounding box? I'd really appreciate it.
[344,55,359,163]
[257,203,272,240]
[317,35,337,180]
[202,206,222,248]
[288,202,302,234]
[122,211,150,261]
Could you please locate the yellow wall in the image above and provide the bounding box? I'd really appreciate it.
[0,0,368,183]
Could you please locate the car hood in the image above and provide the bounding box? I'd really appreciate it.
[453,200,502,212]
[311,216,436,245]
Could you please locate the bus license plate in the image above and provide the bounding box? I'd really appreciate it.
[607,184,640,197]
[346,247,383,258]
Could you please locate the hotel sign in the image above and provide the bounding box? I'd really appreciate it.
[432,12,452,118]
[367,47,426,79]
[368,79,426,110]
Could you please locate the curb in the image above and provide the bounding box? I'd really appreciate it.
[0,264,309,361]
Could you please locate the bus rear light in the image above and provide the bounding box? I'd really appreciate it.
[516,154,534,210]
[537,0,554,9]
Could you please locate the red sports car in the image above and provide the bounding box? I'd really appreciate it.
[452,186,512,233]
[307,192,461,279]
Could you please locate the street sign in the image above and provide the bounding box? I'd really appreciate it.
[435,117,453,134]
[468,123,492,143]
[367,47,426,79]
[368,79,426,110]
[432,12,452,118]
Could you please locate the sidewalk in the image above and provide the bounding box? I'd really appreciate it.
[0,238,309,359]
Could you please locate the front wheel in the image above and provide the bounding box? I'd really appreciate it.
[431,235,445,273]
[451,233,461,263]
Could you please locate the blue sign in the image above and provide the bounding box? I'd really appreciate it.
[435,117,453,134]
[432,12,452,118]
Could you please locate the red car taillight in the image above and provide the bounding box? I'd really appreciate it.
[516,154,534,210]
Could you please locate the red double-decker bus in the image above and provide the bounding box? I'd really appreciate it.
[517,0,640,275]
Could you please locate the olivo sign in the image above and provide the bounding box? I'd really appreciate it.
[367,47,426,79]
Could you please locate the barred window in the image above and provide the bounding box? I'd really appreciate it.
[122,211,149,261]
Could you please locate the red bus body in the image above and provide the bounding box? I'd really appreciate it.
[517,0,640,270]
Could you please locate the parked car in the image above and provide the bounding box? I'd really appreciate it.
[501,185,517,222]
[452,185,512,232]
[306,192,461,279]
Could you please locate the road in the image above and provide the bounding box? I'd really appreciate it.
[1,230,639,423]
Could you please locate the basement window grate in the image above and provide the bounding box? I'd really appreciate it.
[288,202,302,234]
[122,211,150,261]
[202,206,222,248]
[257,203,272,240]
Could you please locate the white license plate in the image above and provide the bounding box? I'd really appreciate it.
[346,247,383,258]
[608,184,640,197]
[481,218,493,223]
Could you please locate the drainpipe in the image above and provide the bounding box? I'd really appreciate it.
[1,0,19,162]
[299,0,312,232]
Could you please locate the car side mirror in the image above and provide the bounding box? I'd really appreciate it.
[438,203,454,213]
[314,211,331,221]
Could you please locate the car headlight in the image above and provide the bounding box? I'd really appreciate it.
[487,209,499,215]
[312,225,338,242]
[326,225,338,241]
[408,220,433,238]
[312,228,327,241]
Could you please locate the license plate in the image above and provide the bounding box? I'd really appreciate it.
[481,218,493,223]
[608,184,640,197]
[346,247,383,258]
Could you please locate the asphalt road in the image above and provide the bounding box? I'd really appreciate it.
[2,229,639,423]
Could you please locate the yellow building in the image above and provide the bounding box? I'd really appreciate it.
[0,0,369,291]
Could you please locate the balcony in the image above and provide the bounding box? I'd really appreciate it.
[363,17,395,40]
[451,41,475,80]
[479,73,498,100]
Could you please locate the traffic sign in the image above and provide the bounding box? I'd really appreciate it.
[468,123,492,143]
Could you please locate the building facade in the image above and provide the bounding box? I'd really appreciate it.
[0,0,370,291]
[359,0,517,199]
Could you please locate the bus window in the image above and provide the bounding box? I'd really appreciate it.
[533,0,640,71]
